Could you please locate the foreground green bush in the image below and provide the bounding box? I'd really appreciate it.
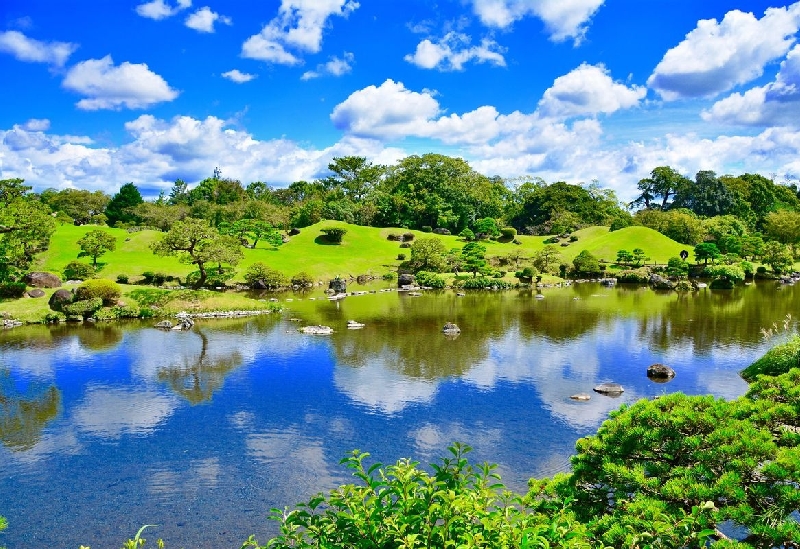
[741,335,800,381]
[63,261,95,280]
[245,443,592,549]
[415,271,446,288]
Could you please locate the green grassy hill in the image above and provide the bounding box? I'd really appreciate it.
[33,222,689,284]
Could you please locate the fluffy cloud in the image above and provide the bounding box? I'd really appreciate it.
[466,0,605,43]
[62,55,179,110]
[242,0,359,64]
[331,79,441,139]
[135,0,192,20]
[404,32,506,71]
[301,52,354,80]
[702,45,800,127]
[21,118,51,131]
[0,30,78,67]
[648,3,800,100]
[222,69,256,83]
[538,63,646,118]
[185,7,232,33]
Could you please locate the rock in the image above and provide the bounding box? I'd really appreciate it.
[534,294,545,299]
[251,279,268,290]
[442,322,461,335]
[48,289,74,312]
[600,278,616,287]
[570,393,591,401]
[649,273,675,290]
[302,325,333,335]
[398,273,415,287]
[593,382,624,396]
[329,277,347,294]
[154,320,174,329]
[288,228,301,236]
[26,289,46,298]
[347,320,365,329]
[647,363,675,381]
[23,271,62,288]
[432,228,451,235]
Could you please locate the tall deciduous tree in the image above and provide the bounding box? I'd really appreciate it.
[632,166,690,210]
[39,188,109,225]
[409,237,447,272]
[77,229,117,266]
[0,179,55,280]
[150,218,243,289]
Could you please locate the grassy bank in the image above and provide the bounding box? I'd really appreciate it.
[32,222,689,284]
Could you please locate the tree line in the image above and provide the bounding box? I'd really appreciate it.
[2,154,800,288]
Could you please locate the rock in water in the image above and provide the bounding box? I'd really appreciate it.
[647,363,676,380]
[570,393,591,401]
[442,322,461,335]
[593,382,624,396]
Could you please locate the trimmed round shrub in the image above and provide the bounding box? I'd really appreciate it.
[320,227,347,243]
[402,232,415,242]
[291,271,315,287]
[397,253,406,260]
[741,335,800,380]
[75,279,122,305]
[63,261,95,280]
[421,226,432,233]
[116,274,129,284]
[500,227,517,240]
[459,228,475,241]
[382,272,397,281]
[387,233,400,241]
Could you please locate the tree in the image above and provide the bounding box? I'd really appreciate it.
[673,170,736,217]
[150,218,243,289]
[631,166,691,210]
[532,245,561,274]
[473,217,500,238]
[39,188,109,225]
[461,242,487,277]
[77,229,117,267]
[693,242,720,265]
[105,183,143,227]
[764,210,800,256]
[761,240,794,274]
[220,219,283,249]
[410,237,447,272]
[631,248,649,266]
[616,250,634,265]
[323,156,385,201]
[320,227,347,243]
[0,179,55,281]
[572,250,600,275]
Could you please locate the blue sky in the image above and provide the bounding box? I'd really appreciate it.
[1,0,799,200]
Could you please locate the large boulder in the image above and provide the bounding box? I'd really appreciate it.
[24,271,62,288]
[48,289,74,312]
[647,363,676,381]
[649,273,675,290]
[329,277,347,294]
[398,273,415,287]
[432,228,451,235]
[26,289,46,298]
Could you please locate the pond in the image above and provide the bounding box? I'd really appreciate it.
[1,281,797,548]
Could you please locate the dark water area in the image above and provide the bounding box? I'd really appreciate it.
[1,281,797,548]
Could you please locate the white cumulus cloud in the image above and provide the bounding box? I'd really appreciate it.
[703,44,800,127]
[467,0,605,43]
[648,3,800,100]
[21,118,51,131]
[0,30,78,67]
[404,32,506,71]
[538,63,646,118]
[185,6,232,33]
[222,69,256,83]
[330,79,441,139]
[62,55,179,110]
[242,0,359,64]
[301,52,354,79]
[136,0,192,20]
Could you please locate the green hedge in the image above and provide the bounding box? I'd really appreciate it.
[741,335,800,381]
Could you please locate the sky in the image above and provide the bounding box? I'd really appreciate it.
[1,0,800,201]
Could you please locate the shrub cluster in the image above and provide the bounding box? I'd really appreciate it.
[0,282,27,299]
[459,276,512,289]
[63,261,95,280]
[415,271,447,289]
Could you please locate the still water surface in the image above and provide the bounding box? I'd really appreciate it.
[1,282,797,548]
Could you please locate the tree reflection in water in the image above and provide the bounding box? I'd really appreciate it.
[0,369,61,450]
[157,330,242,404]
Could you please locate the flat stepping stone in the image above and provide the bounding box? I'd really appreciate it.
[593,383,624,395]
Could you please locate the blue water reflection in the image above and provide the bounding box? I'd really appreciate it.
[0,284,787,548]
